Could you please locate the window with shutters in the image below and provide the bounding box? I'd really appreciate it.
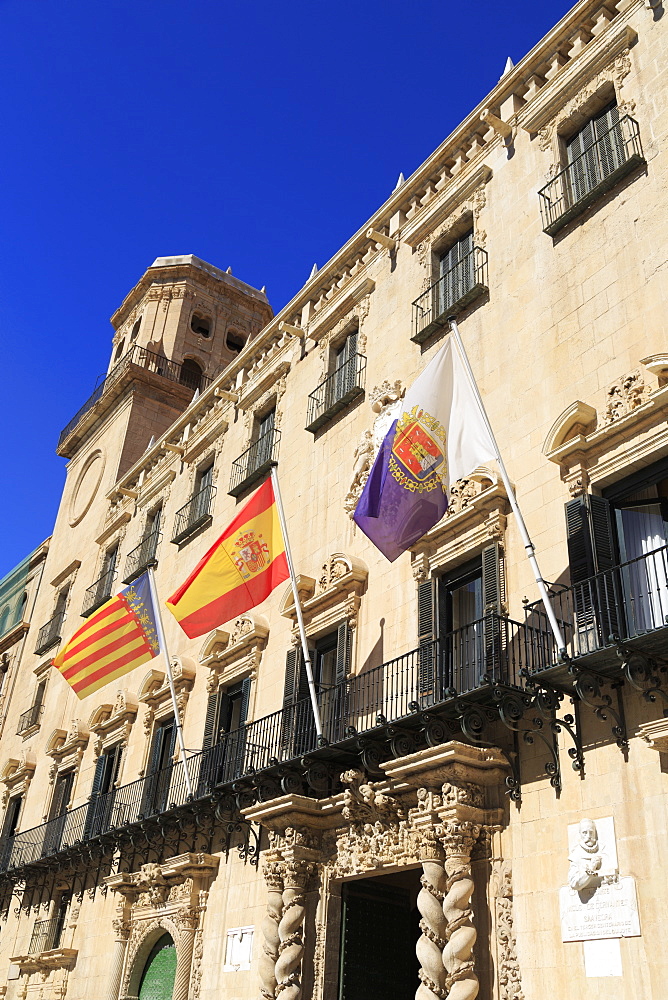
[229,406,281,497]
[44,770,75,855]
[142,718,176,817]
[306,328,366,433]
[411,226,488,344]
[0,795,22,869]
[539,97,645,235]
[84,743,124,838]
[198,677,252,793]
[564,462,668,654]
[172,461,216,543]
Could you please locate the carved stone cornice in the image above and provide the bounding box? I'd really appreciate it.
[279,553,368,636]
[88,688,138,755]
[0,751,36,807]
[401,163,493,248]
[199,614,269,688]
[10,949,78,973]
[45,720,90,771]
[306,277,375,342]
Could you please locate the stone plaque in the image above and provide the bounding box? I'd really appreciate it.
[560,876,641,942]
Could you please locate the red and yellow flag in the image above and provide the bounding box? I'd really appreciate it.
[166,477,289,639]
[53,572,160,699]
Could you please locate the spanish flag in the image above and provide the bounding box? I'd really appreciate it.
[166,477,289,639]
[53,572,160,699]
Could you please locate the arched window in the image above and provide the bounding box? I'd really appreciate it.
[131,318,142,340]
[0,606,10,637]
[114,339,125,362]
[226,329,245,354]
[179,358,203,392]
[190,312,211,338]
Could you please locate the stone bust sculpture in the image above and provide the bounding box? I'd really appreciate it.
[568,818,611,890]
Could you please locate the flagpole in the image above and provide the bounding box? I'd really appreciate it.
[270,466,324,739]
[147,566,195,797]
[448,318,567,656]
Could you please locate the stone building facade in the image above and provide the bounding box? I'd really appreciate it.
[0,0,667,997]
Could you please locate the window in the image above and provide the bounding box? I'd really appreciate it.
[43,770,74,855]
[84,743,123,838]
[131,317,141,340]
[179,358,203,392]
[191,312,211,337]
[438,230,475,317]
[0,796,22,868]
[226,329,245,354]
[141,718,176,816]
[114,339,125,362]
[229,407,280,497]
[224,927,254,972]
[51,892,71,951]
[172,463,216,543]
[199,678,252,792]
[17,679,46,735]
[411,228,488,343]
[539,97,645,235]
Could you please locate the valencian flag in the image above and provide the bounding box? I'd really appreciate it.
[354,336,497,561]
[166,477,289,639]
[53,572,160,699]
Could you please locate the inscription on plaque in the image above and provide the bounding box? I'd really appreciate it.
[560,876,641,942]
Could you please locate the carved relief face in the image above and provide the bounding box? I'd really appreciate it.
[579,819,598,850]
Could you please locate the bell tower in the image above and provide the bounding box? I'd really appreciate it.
[57,255,272,478]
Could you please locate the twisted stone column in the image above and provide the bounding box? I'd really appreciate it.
[416,858,448,1000]
[172,920,196,1000]
[440,822,481,1000]
[105,915,131,1000]
[275,861,314,1000]
[259,863,284,1000]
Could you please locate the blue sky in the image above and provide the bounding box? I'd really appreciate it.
[0,0,572,578]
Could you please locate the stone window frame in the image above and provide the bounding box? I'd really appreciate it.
[0,751,36,811]
[88,688,139,772]
[138,658,196,774]
[19,662,51,741]
[279,552,368,654]
[44,719,90,805]
[199,613,269,714]
[410,467,510,588]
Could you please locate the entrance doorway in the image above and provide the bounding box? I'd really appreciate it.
[338,868,420,1000]
[138,933,177,1000]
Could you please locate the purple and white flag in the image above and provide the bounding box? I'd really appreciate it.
[353,337,496,561]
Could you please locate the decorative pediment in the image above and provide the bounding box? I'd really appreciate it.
[411,468,510,580]
[88,688,139,754]
[1,751,36,805]
[139,658,196,739]
[45,720,90,762]
[199,614,269,690]
[544,361,668,493]
[280,554,368,635]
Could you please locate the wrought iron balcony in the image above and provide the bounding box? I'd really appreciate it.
[28,916,63,956]
[58,345,213,451]
[411,246,488,344]
[0,613,549,877]
[171,486,217,544]
[81,567,116,618]
[123,530,161,582]
[525,543,668,678]
[17,702,43,736]
[538,116,644,236]
[34,611,66,656]
[229,429,281,498]
[306,354,367,433]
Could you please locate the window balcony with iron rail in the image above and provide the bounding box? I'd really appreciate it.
[81,566,116,618]
[57,345,213,454]
[34,611,66,656]
[171,486,217,545]
[28,916,64,956]
[123,530,161,582]
[0,611,549,877]
[229,429,281,498]
[306,354,367,433]
[411,246,488,344]
[538,116,644,236]
[17,701,43,736]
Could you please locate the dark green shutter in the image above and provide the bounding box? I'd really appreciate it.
[417,579,437,703]
[281,647,302,756]
[233,677,253,777]
[84,754,108,839]
[565,494,619,646]
[481,543,505,683]
[482,542,503,613]
[335,623,351,684]
[329,623,351,741]
[202,691,219,751]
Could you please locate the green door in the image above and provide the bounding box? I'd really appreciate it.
[138,933,177,1000]
[339,880,419,1000]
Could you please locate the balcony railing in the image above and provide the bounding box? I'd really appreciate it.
[538,115,644,236]
[525,543,668,666]
[28,917,63,956]
[58,345,213,449]
[306,354,367,433]
[171,486,217,544]
[229,429,281,498]
[17,702,43,736]
[81,567,116,618]
[0,613,548,875]
[34,611,66,656]
[411,246,488,344]
[123,530,161,582]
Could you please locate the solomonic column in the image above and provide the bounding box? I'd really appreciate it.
[439,822,481,1000]
[416,846,448,1000]
[275,860,316,1000]
[259,862,285,1000]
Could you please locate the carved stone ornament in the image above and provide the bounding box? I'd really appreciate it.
[604,369,650,423]
[0,751,36,808]
[88,688,138,755]
[416,186,487,271]
[279,553,367,640]
[344,386,405,516]
[199,613,269,690]
[491,860,524,1000]
[139,657,196,743]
